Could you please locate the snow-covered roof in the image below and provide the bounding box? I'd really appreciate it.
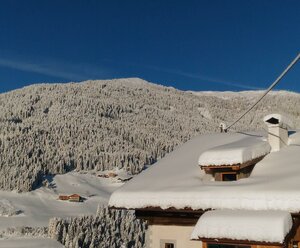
[109,131,300,212]
[191,210,293,243]
[198,137,271,166]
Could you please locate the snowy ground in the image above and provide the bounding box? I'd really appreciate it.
[0,171,125,246]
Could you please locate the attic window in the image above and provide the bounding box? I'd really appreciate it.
[265,117,279,125]
[160,240,176,248]
[165,243,174,248]
[221,172,237,181]
[198,137,271,182]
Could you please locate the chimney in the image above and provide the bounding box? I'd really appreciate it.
[263,114,290,152]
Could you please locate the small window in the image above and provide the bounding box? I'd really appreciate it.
[221,172,237,181]
[165,243,174,248]
[160,240,176,248]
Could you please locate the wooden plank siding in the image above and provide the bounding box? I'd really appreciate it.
[200,239,283,247]
[135,209,203,226]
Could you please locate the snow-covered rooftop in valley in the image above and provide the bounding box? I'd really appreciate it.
[198,136,271,166]
[191,210,293,243]
[109,130,300,212]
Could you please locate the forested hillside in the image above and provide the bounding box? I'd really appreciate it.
[0,78,300,191]
[48,206,147,248]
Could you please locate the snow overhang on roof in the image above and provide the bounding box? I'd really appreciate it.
[263,114,292,129]
[191,210,293,244]
[198,137,271,167]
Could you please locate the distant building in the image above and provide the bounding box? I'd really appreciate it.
[68,194,81,202]
[58,195,69,201]
[109,114,300,248]
[58,194,81,202]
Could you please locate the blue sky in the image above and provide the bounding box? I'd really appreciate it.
[0,0,299,93]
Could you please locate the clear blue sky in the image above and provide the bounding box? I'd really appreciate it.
[0,0,299,93]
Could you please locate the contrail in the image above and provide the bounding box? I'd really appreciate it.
[0,57,108,81]
[144,65,261,90]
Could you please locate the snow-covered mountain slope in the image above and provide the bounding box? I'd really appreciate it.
[0,78,300,192]
[0,171,122,230]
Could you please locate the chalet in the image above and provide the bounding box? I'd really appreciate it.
[58,195,69,201]
[58,194,82,202]
[97,171,118,178]
[109,114,300,248]
[68,194,81,202]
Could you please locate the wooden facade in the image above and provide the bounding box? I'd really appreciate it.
[68,194,81,202]
[136,208,203,226]
[202,241,283,248]
[58,194,82,202]
[58,195,69,201]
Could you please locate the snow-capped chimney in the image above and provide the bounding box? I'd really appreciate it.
[263,114,290,152]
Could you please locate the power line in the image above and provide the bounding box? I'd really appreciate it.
[225,52,300,132]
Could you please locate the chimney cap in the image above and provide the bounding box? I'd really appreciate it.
[263,114,292,129]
